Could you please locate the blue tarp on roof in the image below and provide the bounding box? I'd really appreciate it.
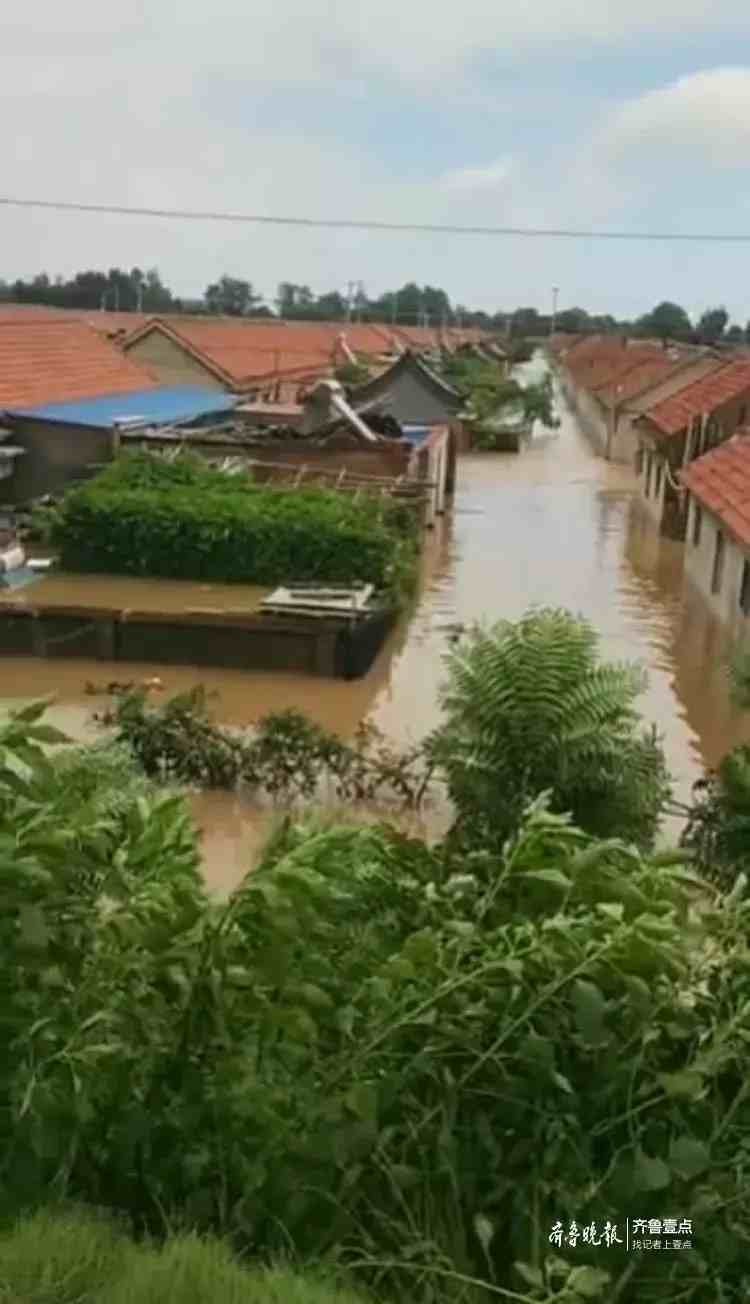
[401,424,432,445]
[6,386,238,429]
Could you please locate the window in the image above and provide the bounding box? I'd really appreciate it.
[712,529,726,595]
[654,462,663,499]
[692,503,703,547]
[740,560,750,615]
[635,447,644,476]
[644,454,652,499]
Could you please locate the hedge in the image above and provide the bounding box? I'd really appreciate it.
[51,454,419,594]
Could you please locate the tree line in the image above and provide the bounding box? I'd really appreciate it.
[1,269,748,344]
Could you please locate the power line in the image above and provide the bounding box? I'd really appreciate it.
[2,195,750,244]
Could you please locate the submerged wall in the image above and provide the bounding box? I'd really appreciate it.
[0,603,395,680]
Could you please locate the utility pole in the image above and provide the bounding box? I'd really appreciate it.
[551,286,559,337]
[345,281,357,323]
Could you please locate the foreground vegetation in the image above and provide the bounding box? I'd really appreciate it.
[2,608,750,1301]
[47,452,420,599]
[0,1208,369,1303]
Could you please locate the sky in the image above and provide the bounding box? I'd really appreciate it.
[3,2,750,321]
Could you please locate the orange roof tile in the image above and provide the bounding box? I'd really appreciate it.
[680,434,750,547]
[645,361,750,437]
[594,356,689,406]
[570,345,662,392]
[0,318,159,411]
[124,318,337,387]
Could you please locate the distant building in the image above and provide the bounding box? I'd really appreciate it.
[121,317,338,397]
[350,349,465,428]
[553,333,716,463]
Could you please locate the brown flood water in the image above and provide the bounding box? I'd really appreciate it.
[2,356,749,892]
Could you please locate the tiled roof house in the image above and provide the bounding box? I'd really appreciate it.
[0,317,235,502]
[679,433,750,635]
[634,360,750,540]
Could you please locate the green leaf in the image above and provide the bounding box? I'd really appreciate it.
[568,1265,611,1298]
[10,698,54,725]
[344,1082,378,1122]
[669,1135,710,1179]
[520,869,572,890]
[632,1148,671,1192]
[25,724,71,745]
[572,979,607,1045]
[514,1262,544,1288]
[658,1070,705,1100]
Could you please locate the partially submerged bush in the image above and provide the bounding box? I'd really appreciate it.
[51,451,419,596]
[95,686,436,807]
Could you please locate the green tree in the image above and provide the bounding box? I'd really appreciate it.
[696,305,729,344]
[204,276,262,316]
[556,306,590,333]
[636,301,692,341]
[432,607,670,849]
[726,323,744,344]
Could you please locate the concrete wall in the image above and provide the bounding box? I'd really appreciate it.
[610,409,641,464]
[571,385,609,455]
[125,330,226,390]
[6,419,113,504]
[683,495,750,645]
[635,445,668,528]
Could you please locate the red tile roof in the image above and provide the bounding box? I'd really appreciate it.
[645,361,750,437]
[680,433,750,547]
[569,344,662,392]
[123,318,338,388]
[594,355,689,406]
[0,318,159,411]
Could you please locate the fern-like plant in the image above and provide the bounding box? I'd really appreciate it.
[432,607,671,849]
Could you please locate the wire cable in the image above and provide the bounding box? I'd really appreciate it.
[2,195,750,243]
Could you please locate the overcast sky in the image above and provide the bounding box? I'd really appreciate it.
[3,2,750,321]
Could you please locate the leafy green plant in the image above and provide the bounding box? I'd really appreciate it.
[94,688,436,808]
[50,451,419,600]
[3,699,750,1303]
[680,648,750,889]
[430,608,671,850]
[681,746,750,890]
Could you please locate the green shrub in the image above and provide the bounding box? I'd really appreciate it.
[50,452,419,596]
[431,607,671,849]
[94,687,434,806]
[4,701,750,1302]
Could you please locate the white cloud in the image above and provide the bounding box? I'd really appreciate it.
[440,159,513,192]
[2,4,750,317]
[597,67,750,170]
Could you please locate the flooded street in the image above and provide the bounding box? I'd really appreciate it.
[3,354,748,889]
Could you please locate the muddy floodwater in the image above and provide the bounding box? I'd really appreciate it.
[2,355,749,891]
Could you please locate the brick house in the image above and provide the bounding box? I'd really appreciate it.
[0,317,235,502]
[680,433,750,641]
[634,361,750,538]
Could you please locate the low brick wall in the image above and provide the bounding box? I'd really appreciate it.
[0,603,395,679]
